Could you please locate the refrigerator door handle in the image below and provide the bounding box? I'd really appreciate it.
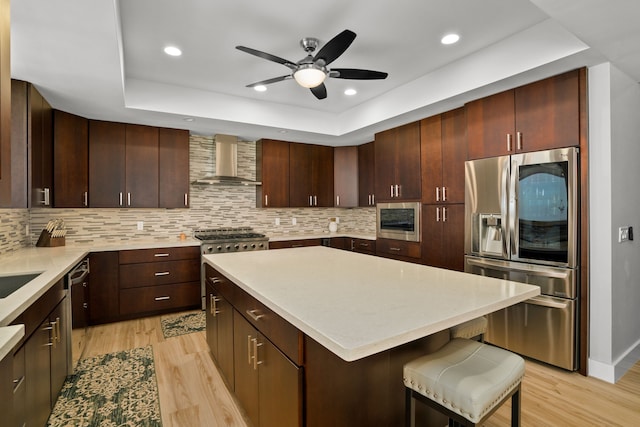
[509,156,519,257]
[500,158,511,259]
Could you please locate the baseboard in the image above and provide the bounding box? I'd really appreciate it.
[588,339,640,383]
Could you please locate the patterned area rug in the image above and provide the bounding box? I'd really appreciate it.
[161,310,206,339]
[48,346,161,427]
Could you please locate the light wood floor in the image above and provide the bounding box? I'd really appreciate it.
[82,311,640,426]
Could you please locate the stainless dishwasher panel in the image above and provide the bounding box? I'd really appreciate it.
[486,295,576,370]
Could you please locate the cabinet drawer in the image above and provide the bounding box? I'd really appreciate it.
[119,259,200,289]
[234,285,303,365]
[205,264,236,302]
[119,282,200,315]
[352,238,376,254]
[269,238,322,249]
[119,246,199,264]
[376,238,421,259]
[11,279,64,344]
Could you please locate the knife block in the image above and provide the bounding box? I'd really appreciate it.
[35,230,66,247]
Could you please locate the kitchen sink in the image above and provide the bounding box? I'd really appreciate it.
[0,273,42,298]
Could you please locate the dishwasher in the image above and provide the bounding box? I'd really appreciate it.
[66,257,90,372]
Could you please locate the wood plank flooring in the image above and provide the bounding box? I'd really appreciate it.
[82,311,640,426]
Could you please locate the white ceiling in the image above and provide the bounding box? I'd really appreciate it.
[10,0,640,146]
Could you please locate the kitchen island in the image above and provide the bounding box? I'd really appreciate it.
[202,246,539,427]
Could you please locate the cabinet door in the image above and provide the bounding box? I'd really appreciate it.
[2,80,29,208]
[334,146,358,207]
[29,84,54,208]
[0,352,13,427]
[159,128,189,208]
[53,110,89,207]
[0,0,8,186]
[88,251,120,324]
[233,311,260,427]
[357,141,375,207]
[422,204,465,271]
[125,124,159,207]
[375,121,421,201]
[205,282,219,360]
[514,69,580,152]
[466,90,515,159]
[89,120,126,207]
[257,139,290,208]
[311,144,334,207]
[289,142,313,207]
[258,334,302,427]
[420,114,442,204]
[12,346,26,427]
[49,300,68,407]
[25,318,52,427]
[441,108,467,204]
[216,290,235,388]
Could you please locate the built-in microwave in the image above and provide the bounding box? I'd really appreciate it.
[376,202,421,242]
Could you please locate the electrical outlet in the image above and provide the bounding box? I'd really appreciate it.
[335,217,340,224]
[618,226,630,243]
[292,218,297,225]
[275,218,280,226]
[25,224,30,236]
[137,221,144,231]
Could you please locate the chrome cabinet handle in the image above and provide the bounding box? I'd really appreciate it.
[247,335,253,364]
[516,131,522,150]
[56,317,61,343]
[309,195,313,206]
[442,186,447,202]
[83,191,88,207]
[436,207,440,222]
[436,187,440,202]
[154,296,170,301]
[443,206,448,222]
[127,192,131,206]
[119,192,123,206]
[264,194,268,206]
[154,253,169,257]
[390,185,394,198]
[209,276,222,284]
[12,375,25,393]
[154,271,170,276]
[507,133,512,152]
[210,294,221,316]
[184,193,188,206]
[389,247,401,252]
[252,337,263,370]
[371,194,375,205]
[246,309,264,321]
[394,185,400,197]
[336,195,340,206]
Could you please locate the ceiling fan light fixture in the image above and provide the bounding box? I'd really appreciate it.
[293,65,327,88]
[253,85,267,92]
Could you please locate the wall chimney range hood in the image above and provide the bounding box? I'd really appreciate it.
[192,134,261,186]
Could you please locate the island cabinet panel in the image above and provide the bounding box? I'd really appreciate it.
[53,110,89,207]
[1,350,14,427]
[233,311,303,427]
[357,141,376,207]
[205,272,235,388]
[466,68,582,159]
[256,139,290,208]
[304,331,449,427]
[333,145,358,207]
[374,120,422,202]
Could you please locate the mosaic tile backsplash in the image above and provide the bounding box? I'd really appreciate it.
[4,135,375,253]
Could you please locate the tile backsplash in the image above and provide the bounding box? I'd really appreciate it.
[0,209,30,255]
[16,135,375,250]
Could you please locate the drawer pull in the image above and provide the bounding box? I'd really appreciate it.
[389,247,401,252]
[155,296,171,301]
[13,375,25,393]
[155,272,170,276]
[154,253,170,257]
[210,277,222,284]
[246,309,264,321]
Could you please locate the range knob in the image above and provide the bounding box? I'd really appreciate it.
[234,244,240,250]
[251,243,256,249]
[243,244,248,250]
[216,245,223,252]
[225,245,231,250]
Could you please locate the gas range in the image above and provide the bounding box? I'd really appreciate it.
[194,227,269,254]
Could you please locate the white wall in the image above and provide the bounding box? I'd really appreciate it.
[588,62,640,382]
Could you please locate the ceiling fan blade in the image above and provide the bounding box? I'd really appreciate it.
[313,30,356,66]
[236,46,297,70]
[310,83,327,100]
[246,75,292,88]
[330,68,388,80]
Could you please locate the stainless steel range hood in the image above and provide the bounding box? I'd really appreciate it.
[192,134,261,186]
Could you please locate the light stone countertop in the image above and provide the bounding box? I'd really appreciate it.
[266,231,376,241]
[203,246,540,362]
[0,238,200,358]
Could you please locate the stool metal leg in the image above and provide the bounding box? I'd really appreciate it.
[511,385,521,427]
[405,388,416,427]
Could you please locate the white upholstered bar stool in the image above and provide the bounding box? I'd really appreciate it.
[403,338,525,427]
[449,316,487,342]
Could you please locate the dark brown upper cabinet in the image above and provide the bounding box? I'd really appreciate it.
[256,138,290,208]
[357,141,375,207]
[159,128,190,208]
[289,142,333,207]
[53,110,88,208]
[333,146,358,208]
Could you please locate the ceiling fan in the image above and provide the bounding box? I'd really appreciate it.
[236,30,388,100]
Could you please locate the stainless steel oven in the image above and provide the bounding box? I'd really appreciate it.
[66,257,90,372]
[376,202,421,242]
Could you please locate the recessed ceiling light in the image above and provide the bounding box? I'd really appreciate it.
[183,117,194,122]
[164,46,182,56]
[441,33,460,45]
[344,88,357,96]
[254,85,267,92]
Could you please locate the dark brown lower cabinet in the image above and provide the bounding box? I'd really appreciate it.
[421,204,465,271]
[233,311,302,427]
[1,349,15,427]
[25,316,54,427]
[205,278,234,388]
[88,251,120,325]
[268,238,322,249]
[11,346,25,427]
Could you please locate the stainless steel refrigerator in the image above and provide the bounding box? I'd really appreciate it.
[464,147,579,370]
